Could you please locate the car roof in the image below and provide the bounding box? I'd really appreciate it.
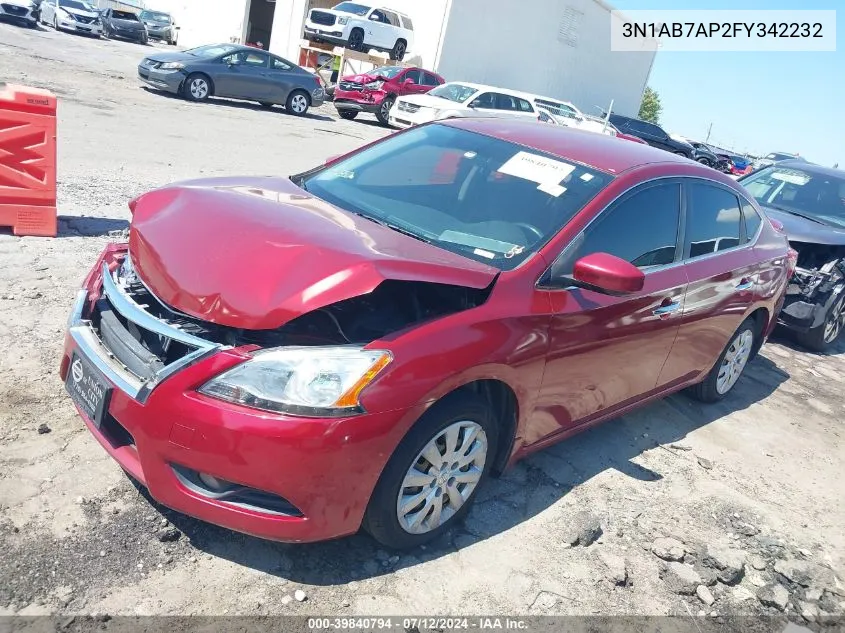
[772,160,844,178]
[442,118,708,175]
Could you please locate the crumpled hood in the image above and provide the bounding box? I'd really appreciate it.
[127,176,499,330]
[343,73,384,85]
[761,206,845,246]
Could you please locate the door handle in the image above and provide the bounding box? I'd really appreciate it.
[653,301,681,319]
[735,279,754,291]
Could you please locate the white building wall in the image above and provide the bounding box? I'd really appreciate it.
[147,0,248,49]
[435,0,655,117]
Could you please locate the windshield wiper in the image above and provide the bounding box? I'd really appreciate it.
[766,204,828,226]
[351,212,432,244]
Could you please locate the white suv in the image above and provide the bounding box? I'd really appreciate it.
[304,2,414,61]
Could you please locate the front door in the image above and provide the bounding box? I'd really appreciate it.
[215,50,271,99]
[529,182,687,445]
[658,181,759,386]
[399,69,429,96]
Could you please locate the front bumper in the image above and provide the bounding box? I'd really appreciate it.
[60,245,409,543]
[0,4,37,23]
[110,27,146,41]
[333,90,386,114]
[137,64,183,94]
[57,19,102,34]
[145,26,171,39]
[388,105,436,129]
[303,21,349,44]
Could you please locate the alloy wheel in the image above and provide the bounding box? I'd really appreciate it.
[190,78,208,100]
[823,296,845,343]
[716,329,753,394]
[290,94,308,114]
[396,421,488,535]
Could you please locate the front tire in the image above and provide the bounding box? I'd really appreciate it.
[376,95,394,125]
[363,392,498,549]
[697,157,712,167]
[796,292,845,352]
[285,90,309,116]
[688,318,757,403]
[183,73,211,102]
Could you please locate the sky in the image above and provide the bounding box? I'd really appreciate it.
[611,0,842,167]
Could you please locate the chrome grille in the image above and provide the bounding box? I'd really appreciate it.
[398,101,421,113]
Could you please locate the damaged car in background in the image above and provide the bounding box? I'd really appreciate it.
[61,120,789,549]
[739,162,845,351]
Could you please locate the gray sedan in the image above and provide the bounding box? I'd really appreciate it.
[138,44,325,115]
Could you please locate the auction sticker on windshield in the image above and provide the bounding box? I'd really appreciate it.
[498,152,576,194]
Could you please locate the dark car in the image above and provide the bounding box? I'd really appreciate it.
[139,9,177,45]
[138,44,325,115]
[606,113,695,158]
[739,162,845,351]
[334,64,444,125]
[101,8,146,43]
[685,140,725,169]
[61,120,788,548]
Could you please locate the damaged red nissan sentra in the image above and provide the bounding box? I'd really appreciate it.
[61,120,792,549]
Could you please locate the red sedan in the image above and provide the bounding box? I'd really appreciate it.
[61,120,791,549]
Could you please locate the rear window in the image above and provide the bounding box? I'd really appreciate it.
[300,124,613,270]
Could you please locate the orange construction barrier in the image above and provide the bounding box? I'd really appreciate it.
[0,83,57,237]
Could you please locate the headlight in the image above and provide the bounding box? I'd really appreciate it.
[364,80,384,90]
[338,16,348,25]
[59,9,75,20]
[198,347,392,417]
[159,61,185,70]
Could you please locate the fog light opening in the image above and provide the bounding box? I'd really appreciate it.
[198,472,229,491]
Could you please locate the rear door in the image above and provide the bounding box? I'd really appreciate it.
[265,55,300,103]
[532,181,687,443]
[215,50,272,100]
[658,180,759,386]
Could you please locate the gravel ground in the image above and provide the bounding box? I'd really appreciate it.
[1,22,844,627]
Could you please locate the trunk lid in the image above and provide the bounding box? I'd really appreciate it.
[128,177,499,330]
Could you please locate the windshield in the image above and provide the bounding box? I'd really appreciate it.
[140,11,170,22]
[741,166,845,228]
[370,65,403,79]
[185,44,239,57]
[300,124,613,270]
[112,10,138,20]
[427,83,478,104]
[333,2,370,15]
[60,0,94,10]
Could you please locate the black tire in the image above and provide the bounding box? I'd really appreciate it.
[376,95,395,125]
[285,89,310,116]
[363,392,499,549]
[337,110,358,120]
[259,101,274,109]
[347,28,364,51]
[389,39,407,61]
[687,317,758,403]
[795,292,845,352]
[697,157,712,167]
[182,73,211,102]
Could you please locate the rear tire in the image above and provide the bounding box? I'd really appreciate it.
[285,90,310,116]
[376,95,395,125]
[795,292,845,352]
[337,110,358,120]
[363,392,498,549]
[389,39,407,61]
[183,73,211,102]
[687,317,757,403]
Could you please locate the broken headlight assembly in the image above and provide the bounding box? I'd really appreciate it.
[198,347,392,417]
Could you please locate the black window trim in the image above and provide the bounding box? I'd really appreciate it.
[536,175,759,291]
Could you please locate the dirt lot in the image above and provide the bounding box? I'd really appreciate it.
[1,22,844,625]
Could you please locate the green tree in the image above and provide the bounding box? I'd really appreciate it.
[638,86,662,123]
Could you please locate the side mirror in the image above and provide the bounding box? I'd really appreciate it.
[369,14,379,20]
[403,78,414,85]
[571,252,645,295]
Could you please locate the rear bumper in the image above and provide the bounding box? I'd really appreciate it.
[60,245,412,543]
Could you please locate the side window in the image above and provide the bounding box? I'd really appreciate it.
[516,98,534,113]
[402,69,422,84]
[272,56,292,70]
[493,93,519,111]
[470,92,496,109]
[383,10,400,26]
[742,201,763,242]
[370,9,387,23]
[422,72,440,87]
[685,184,743,258]
[402,16,414,30]
[555,183,682,275]
[243,51,269,67]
